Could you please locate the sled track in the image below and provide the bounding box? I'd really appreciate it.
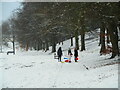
[91,61,119,69]
[52,62,64,87]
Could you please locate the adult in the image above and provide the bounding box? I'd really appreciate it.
[57,47,62,62]
[74,48,78,62]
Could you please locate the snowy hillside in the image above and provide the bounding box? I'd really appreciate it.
[0,34,119,89]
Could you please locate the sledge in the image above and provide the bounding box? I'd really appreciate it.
[61,61,64,63]
[7,51,15,55]
[64,57,68,59]
[64,57,69,62]
[65,60,69,62]
[54,53,58,59]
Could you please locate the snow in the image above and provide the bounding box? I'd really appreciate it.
[0,33,119,88]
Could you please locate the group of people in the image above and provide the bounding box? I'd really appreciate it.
[57,47,78,63]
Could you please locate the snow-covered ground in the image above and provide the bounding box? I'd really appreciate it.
[0,34,119,89]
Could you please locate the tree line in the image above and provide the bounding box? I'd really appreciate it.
[1,2,120,59]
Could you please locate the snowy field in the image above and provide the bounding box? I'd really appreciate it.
[0,35,119,88]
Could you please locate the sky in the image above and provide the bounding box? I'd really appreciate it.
[0,2,21,25]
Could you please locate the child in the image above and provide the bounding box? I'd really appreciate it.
[68,48,72,63]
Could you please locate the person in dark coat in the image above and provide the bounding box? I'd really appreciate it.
[68,48,72,63]
[74,48,78,62]
[57,47,62,62]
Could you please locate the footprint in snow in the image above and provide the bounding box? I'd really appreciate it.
[4,67,11,70]
[40,62,45,64]
[20,65,33,68]
[52,85,57,87]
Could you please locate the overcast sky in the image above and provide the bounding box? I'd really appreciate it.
[0,2,21,25]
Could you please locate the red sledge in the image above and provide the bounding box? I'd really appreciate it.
[65,60,69,62]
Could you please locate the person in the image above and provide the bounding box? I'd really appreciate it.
[74,48,78,62]
[57,47,62,62]
[68,48,72,63]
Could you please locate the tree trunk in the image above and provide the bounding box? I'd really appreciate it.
[106,28,110,44]
[75,29,79,50]
[99,30,102,46]
[108,19,119,58]
[52,42,56,53]
[29,41,32,50]
[42,42,45,51]
[26,41,29,51]
[45,39,49,52]
[34,41,37,50]
[19,41,22,51]
[100,22,106,55]
[37,40,40,51]
[39,40,42,50]
[80,17,86,51]
[71,36,73,46]
[52,34,56,53]
[80,27,85,51]
[13,36,15,54]
[62,41,63,45]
